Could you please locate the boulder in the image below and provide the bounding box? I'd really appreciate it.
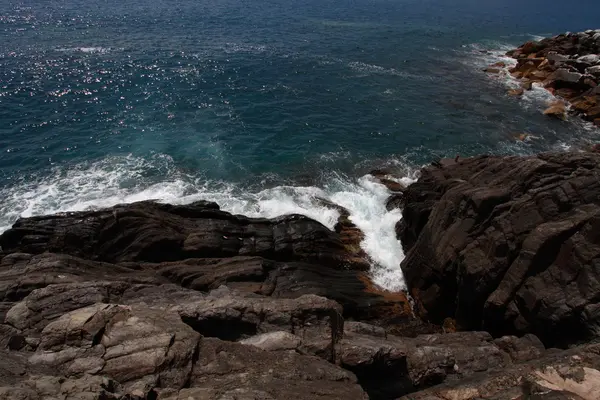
[552,68,583,84]
[239,331,302,351]
[543,102,568,119]
[399,152,600,347]
[507,88,524,96]
[554,87,581,99]
[338,322,545,399]
[547,51,570,64]
[587,106,600,120]
[493,334,545,363]
[386,194,404,211]
[506,32,600,124]
[483,67,501,74]
[520,80,533,90]
[149,256,410,324]
[520,41,543,55]
[571,96,598,114]
[0,375,123,400]
[589,65,600,77]
[29,303,200,394]
[0,252,163,305]
[3,281,205,336]
[2,301,368,400]
[578,54,600,64]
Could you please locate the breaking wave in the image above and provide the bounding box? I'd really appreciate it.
[0,154,416,291]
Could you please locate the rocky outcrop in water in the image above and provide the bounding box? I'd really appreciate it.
[3,153,600,399]
[489,30,600,125]
[399,152,600,348]
[0,201,413,327]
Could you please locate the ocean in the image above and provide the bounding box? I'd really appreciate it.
[1,0,599,290]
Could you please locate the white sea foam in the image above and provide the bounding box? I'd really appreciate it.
[347,61,431,80]
[462,42,517,69]
[56,47,114,54]
[318,150,352,162]
[520,82,557,109]
[554,142,572,151]
[528,34,548,42]
[465,42,561,111]
[0,154,416,291]
[328,174,416,291]
[222,43,267,54]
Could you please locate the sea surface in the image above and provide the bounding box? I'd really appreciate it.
[2,0,600,290]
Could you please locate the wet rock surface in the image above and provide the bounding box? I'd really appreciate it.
[491,30,600,125]
[2,153,600,399]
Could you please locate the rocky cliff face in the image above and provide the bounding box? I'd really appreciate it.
[2,153,600,399]
[399,152,600,347]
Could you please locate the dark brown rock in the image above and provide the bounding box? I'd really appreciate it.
[508,88,525,96]
[543,101,567,119]
[399,343,600,400]
[399,152,600,347]
[520,41,544,55]
[0,201,354,268]
[29,303,200,395]
[386,194,404,211]
[0,252,163,305]
[0,201,414,326]
[186,338,368,400]
[483,67,501,74]
[5,150,600,399]
[338,323,545,399]
[1,301,367,400]
[174,287,343,360]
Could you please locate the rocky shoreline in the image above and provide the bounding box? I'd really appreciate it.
[486,30,600,124]
[1,151,600,399]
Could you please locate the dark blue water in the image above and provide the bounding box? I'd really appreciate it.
[1,0,599,289]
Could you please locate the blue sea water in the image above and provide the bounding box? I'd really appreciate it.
[1,0,599,289]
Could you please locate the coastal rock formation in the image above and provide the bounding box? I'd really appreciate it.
[3,152,600,399]
[494,30,600,125]
[0,201,412,326]
[401,343,600,400]
[0,199,410,399]
[399,152,600,347]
